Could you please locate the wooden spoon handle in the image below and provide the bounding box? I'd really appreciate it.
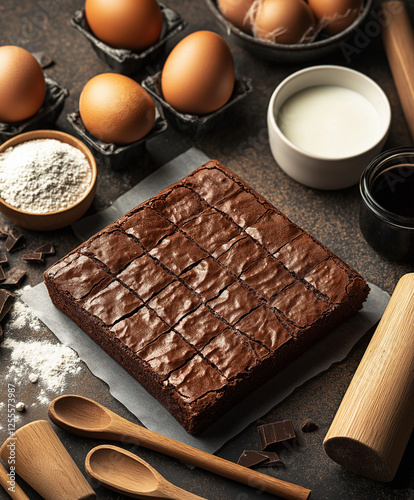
[0,463,30,500]
[114,419,310,500]
[163,484,206,500]
[324,273,414,481]
[381,1,414,141]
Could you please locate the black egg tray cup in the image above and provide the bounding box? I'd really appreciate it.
[67,105,168,170]
[141,72,253,138]
[0,75,68,144]
[71,4,187,75]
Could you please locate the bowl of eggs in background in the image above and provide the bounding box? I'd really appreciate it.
[267,65,391,190]
[205,0,374,62]
[0,130,97,231]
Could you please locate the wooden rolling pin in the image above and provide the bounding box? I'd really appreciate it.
[381,1,414,141]
[323,273,414,481]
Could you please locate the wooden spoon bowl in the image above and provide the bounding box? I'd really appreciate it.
[86,445,204,499]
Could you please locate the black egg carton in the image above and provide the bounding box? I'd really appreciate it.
[0,75,68,144]
[67,104,168,169]
[71,4,187,75]
[141,72,253,138]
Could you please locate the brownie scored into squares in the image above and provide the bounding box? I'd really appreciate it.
[44,160,369,435]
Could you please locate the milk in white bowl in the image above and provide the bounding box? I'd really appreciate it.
[277,85,383,159]
[267,65,391,190]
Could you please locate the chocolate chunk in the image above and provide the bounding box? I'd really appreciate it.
[237,450,283,468]
[301,418,319,433]
[1,269,26,288]
[258,420,296,450]
[237,450,270,468]
[5,227,24,253]
[0,252,8,266]
[0,266,5,282]
[258,451,284,467]
[35,242,55,255]
[0,289,14,322]
[22,252,45,263]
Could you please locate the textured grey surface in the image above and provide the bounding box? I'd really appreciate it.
[1,0,413,499]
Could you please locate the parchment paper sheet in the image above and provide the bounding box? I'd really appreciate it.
[22,148,390,454]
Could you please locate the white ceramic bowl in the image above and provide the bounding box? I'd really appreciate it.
[267,65,391,190]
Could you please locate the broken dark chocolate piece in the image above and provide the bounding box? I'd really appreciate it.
[237,450,283,468]
[0,266,5,282]
[237,450,270,468]
[258,420,296,451]
[22,252,45,263]
[0,289,14,322]
[301,419,319,433]
[0,252,8,266]
[258,451,284,467]
[1,269,26,288]
[35,242,55,255]
[5,227,25,253]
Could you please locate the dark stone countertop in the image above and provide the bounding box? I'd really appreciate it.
[0,1,413,499]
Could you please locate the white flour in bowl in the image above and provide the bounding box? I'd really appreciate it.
[0,138,91,213]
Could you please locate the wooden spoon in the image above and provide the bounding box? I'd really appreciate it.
[49,395,311,500]
[85,444,205,499]
[0,462,30,500]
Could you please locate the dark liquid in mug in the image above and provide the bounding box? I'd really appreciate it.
[371,166,414,218]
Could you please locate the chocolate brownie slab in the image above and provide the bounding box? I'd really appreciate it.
[44,160,369,434]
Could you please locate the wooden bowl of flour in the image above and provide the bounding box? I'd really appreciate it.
[0,130,97,231]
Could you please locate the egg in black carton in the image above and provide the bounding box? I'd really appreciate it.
[0,75,68,144]
[71,4,187,75]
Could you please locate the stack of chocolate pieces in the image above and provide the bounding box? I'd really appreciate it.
[0,224,56,342]
[237,419,297,469]
[22,242,55,264]
[0,288,14,342]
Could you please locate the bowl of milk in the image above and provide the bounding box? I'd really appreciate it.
[267,65,391,190]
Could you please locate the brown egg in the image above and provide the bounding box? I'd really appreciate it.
[161,31,235,115]
[217,0,255,33]
[253,0,316,44]
[79,73,155,145]
[308,0,363,35]
[84,0,163,51]
[0,46,46,124]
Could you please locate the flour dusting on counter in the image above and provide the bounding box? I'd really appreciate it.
[7,299,42,331]
[3,338,81,393]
